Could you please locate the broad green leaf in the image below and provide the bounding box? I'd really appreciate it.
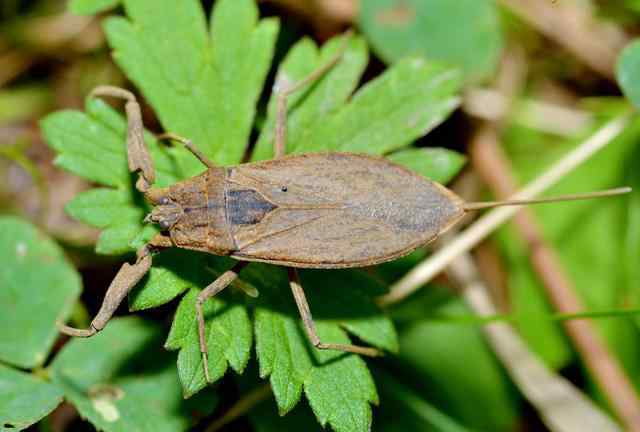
[50,317,218,431]
[617,39,640,109]
[359,0,503,82]
[0,217,81,368]
[399,300,519,431]
[0,365,63,431]
[246,265,388,431]
[388,147,466,184]
[253,34,369,160]
[104,0,278,170]
[314,58,461,154]
[70,0,120,15]
[165,278,252,398]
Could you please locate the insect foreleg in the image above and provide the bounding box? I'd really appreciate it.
[56,235,170,338]
[90,85,155,193]
[273,30,352,159]
[287,268,381,358]
[196,261,249,383]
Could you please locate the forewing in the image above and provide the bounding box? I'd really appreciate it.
[227,153,464,268]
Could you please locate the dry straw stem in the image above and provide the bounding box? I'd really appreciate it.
[497,0,626,79]
[447,251,620,432]
[378,113,630,306]
[469,126,640,431]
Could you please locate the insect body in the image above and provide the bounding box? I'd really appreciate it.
[58,38,630,383]
[150,152,464,269]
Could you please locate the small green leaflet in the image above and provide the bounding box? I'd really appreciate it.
[165,277,252,398]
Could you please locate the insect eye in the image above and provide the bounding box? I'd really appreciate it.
[280,185,288,192]
[160,197,170,205]
[159,220,171,230]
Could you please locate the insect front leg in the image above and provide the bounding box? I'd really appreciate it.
[196,261,249,383]
[287,268,381,358]
[90,86,155,193]
[156,133,216,169]
[273,31,352,159]
[57,234,171,337]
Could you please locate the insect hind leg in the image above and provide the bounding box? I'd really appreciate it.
[287,268,381,358]
[273,30,352,159]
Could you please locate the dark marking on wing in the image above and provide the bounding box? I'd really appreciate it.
[227,189,277,225]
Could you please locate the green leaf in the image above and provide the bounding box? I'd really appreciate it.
[41,97,178,255]
[66,188,141,229]
[0,365,63,431]
[255,46,461,157]
[245,265,388,431]
[129,250,206,311]
[617,39,640,109]
[314,58,461,154]
[359,0,503,82]
[253,34,369,160]
[69,0,121,16]
[388,147,466,184]
[165,275,252,398]
[399,300,519,431]
[50,317,218,431]
[104,0,278,170]
[0,217,81,368]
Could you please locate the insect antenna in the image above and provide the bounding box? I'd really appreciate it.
[462,187,632,212]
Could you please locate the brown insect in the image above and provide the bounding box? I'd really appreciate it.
[58,41,630,382]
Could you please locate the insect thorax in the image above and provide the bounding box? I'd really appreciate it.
[168,167,236,255]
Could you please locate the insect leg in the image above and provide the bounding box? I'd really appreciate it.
[196,261,249,383]
[56,234,170,337]
[287,268,381,358]
[273,30,353,158]
[157,132,217,169]
[90,86,155,193]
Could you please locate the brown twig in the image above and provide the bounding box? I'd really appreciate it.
[447,248,620,432]
[470,125,640,431]
[497,0,627,79]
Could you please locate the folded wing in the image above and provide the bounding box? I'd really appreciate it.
[227,153,464,268]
